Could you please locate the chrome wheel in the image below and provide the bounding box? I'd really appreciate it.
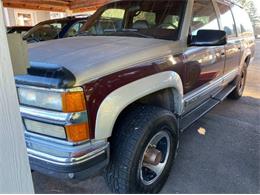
[138,130,171,186]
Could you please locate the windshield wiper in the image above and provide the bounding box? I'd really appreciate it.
[76,29,154,38]
[119,29,154,38]
[76,31,91,36]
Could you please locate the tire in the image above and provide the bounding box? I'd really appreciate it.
[228,65,248,100]
[105,105,179,193]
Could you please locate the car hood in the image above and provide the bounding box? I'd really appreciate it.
[29,36,180,86]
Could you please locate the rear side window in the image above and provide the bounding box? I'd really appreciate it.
[231,6,254,37]
[191,0,219,36]
[217,3,237,38]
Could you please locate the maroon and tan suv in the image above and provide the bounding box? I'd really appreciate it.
[15,0,255,193]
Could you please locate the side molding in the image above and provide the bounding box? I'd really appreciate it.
[95,71,184,140]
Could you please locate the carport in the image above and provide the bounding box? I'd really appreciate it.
[3,0,109,13]
[1,0,259,194]
[0,0,108,193]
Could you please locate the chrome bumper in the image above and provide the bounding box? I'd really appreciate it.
[25,131,109,179]
[25,131,109,166]
[20,105,109,179]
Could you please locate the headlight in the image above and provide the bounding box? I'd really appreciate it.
[18,86,90,142]
[18,88,62,111]
[17,87,87,112]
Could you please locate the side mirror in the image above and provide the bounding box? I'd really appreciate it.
[189,30,227,46]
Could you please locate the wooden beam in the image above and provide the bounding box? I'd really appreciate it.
[3,1,67,12]
[72,4,104,13]
[70,0,109,10]
[5,0,70,6]
[3,0,69,12]
[3,0,110,13]
[0,1,34,193]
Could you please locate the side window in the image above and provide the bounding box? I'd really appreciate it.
[191,0,219,36]
[217,3,237,38]
[232,6,254,36]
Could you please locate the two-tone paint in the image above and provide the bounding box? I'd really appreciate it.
[15,0,255,179]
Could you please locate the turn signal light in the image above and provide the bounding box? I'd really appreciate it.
[66,123,90,142]
[62,91,86,113]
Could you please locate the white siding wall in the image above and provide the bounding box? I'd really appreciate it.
[35,11,51,24]
[0,2,34,193]
[4,7,51,26]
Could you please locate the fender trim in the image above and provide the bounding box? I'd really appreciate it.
[95,71,183,140]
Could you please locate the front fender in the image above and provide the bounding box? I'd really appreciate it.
[95,71,184,140]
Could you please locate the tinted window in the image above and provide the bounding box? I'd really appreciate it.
[231,6,254,36]
[191,0,219,36]
[81,0,187,41]
[217,3,237,38]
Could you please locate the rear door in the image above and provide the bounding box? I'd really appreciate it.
[231,5,256,66]
[215,1,241,76]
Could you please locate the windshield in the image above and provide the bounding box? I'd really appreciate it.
[24,21,68,43]
[80,0,187,41]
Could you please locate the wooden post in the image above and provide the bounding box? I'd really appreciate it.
[0,1,34,193]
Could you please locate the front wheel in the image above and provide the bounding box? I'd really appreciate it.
[105,106,179,193]
[228,65,248,99]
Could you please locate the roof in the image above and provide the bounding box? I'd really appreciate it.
[3,0,243,14]
[3,0,110,13]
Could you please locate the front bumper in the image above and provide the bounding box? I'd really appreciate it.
[26,131,109,179]
[17,84,110,179]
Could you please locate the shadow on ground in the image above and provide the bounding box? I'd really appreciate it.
[32,96,260,194]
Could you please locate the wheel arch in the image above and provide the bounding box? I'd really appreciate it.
[94,71,184,140]
[244,55,251,66]
[241,48,252,68]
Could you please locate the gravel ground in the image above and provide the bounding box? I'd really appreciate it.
[33,40,260,194]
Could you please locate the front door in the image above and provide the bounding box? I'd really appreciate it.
[183,0,226,113]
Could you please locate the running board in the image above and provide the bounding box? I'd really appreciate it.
[213,85,236,101]
[179,84,236,132]
[179,98,219,131]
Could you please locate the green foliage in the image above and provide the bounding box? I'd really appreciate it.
[102,9,125,19]
[233,0,260,27]
[133,12,156,26]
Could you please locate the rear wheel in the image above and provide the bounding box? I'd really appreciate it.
[105,105,179,193]
[228,65,247,99]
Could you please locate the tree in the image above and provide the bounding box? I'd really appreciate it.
[233,0,260,29]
